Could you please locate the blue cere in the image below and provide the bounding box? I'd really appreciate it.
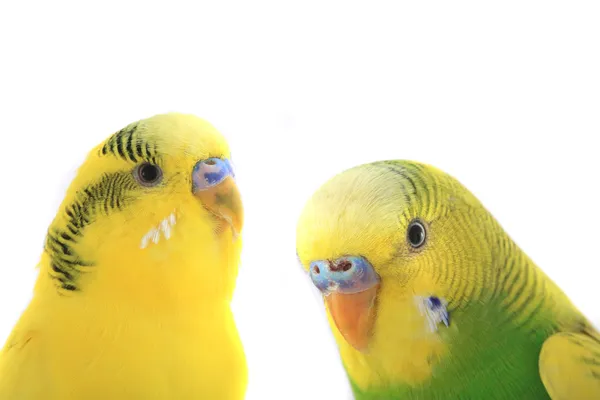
[192,158,234,191]
[308,260,332,293]
[308,255,380,296]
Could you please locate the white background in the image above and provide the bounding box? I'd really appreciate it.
[1,1,599,399]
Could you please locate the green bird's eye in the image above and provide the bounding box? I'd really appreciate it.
[407,220,427,248]
[135,163,163,186]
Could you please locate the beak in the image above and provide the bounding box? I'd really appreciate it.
[325,284,379,352]
[192,158,243,237]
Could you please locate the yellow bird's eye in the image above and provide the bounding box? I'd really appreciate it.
[134,163,163,187]
[407,220,427,248]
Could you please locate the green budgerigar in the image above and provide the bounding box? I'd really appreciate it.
[295,160,600,399]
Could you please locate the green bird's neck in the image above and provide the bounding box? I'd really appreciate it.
[345,232,587,399]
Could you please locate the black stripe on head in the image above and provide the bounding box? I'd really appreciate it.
[100,123,158,163]
[46,171,138,292]
[379,161,418,195]
[372,161,421,217]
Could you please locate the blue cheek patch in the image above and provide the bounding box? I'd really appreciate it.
[308,256,380,296]
[415,295,451,332]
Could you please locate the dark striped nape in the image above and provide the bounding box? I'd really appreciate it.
[46,171,138,292]
[100,123,159,165]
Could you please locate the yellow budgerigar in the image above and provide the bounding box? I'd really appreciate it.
[0,113,247,399]
[296,160,600,399]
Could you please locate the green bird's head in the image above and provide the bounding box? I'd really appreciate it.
[295,160,519,387]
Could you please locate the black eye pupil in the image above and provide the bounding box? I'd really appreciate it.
[137,163,161,185]
[408,221,426,248]
[141,165,158,181]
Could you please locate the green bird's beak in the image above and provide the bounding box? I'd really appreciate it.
[325,284,379,352]
[308,256,381,352]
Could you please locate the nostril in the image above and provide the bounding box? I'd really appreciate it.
[330,259,353,272]
[313,265,320,274]
[339,260,352,272]
[205,159,217,166]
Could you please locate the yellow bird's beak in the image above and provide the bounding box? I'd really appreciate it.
[308,256,380,352]
[192,158,243,238]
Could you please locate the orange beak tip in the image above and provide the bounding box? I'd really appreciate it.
[325,285,379,352]
[195,176,244,237]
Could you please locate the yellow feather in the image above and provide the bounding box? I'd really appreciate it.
[0,113,247,399]
[540,330,600,399]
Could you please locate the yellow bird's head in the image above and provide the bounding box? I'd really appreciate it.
[296,160,497,360]
[38,113,244,310]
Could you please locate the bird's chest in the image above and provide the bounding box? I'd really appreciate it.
[346,300,552,399]
[42,316,246,400]
[350,336,551,400]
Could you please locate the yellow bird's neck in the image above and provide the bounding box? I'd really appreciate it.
[38,203,244,310]
[34,240,241,315]
[15,244,248,399]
